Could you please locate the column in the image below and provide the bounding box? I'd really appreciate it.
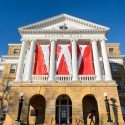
[24,40,36,82]
[15,39,27,82]
[49,39,56,81]
[71,39,79,81]
[101,39,112,81]
[92,40,102,81]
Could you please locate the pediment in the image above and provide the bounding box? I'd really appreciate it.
[19,14,109,31]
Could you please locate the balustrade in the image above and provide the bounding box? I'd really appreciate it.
[32,75,96,82]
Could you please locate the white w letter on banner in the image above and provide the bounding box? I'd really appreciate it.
[40,45,50,73]
[56,45,72,74]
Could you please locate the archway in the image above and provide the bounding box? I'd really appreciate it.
[56,94,72,124]
[29,94,46,124]
[82,95,99,125]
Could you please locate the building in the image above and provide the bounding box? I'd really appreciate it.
[0,14,125,125]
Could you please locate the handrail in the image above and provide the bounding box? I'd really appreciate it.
[75,117,85,125]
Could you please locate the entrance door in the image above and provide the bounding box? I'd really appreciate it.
[60,106,67,124]
[56,94,72,124]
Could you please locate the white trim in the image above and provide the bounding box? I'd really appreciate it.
[106,43,120,45]
[19,13,109,32]
[8,44,21,46]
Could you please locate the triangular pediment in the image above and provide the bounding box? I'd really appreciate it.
[19,14,109,31]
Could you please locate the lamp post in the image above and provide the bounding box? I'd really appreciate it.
[16,92,24,122]
[104,92,112,122]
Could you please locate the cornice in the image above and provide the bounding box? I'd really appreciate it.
[106,43,120,45]
[20,29,107,35]
[108,55,125,58]
[8,44,21,46]
[2,55,19,60]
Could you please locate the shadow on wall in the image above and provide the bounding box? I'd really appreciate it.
[82,95,99,125]
[110,98,119,125]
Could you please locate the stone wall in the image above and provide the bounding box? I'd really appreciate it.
[3,81,125,125]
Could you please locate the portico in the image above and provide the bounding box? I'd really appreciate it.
[15,37,112,83]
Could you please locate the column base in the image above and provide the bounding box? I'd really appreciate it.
[12,121,22,125]
[96,79,102,82]
[48,78,55,82]
[105,79,113,82]
[14,79,22,83]
[106,122,116,125]
[72,78,79,82]
[23,80,32,83]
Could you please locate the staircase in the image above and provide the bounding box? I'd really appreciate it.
[49,117,85,125]
[75,117,85,125]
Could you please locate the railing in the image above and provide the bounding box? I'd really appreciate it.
[55,75,72,82]
[32,75,48,82]
[32,75,96,82]
[79,75,96,82]
[75,117,85,125]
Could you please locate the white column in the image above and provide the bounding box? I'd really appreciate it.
[92,40,102,81]
[71,39,79,81]
[49,39,56,81]
[15,39,27,82]
[101,39,112,81]
[24,40,36,82]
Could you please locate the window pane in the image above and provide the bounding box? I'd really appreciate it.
[61,99,67,105]
[111,64,119,74]
[14,49,20,54]
[10,65,16,73]
[0,70,3,77]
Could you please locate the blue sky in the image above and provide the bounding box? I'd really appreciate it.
[0,0,125,56]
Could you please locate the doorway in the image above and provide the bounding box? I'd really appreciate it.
[29,94,46,124]
[82,95,99,125]
[56,94,72,124]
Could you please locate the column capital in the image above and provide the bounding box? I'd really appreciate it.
[91,39,98,42]
[70,38,78,42]
[100,38,107,42]
[31,39,37,42]
[50,39,57,42]
[20,39,26,42]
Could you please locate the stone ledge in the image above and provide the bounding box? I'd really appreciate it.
[12,81,117,87]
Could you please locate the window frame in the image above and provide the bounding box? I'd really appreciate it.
[13,49,20,54]
[109,48,114,54]
[111,63,119,75]
[10,64,16,73]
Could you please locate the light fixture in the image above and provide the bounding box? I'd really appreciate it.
[20,92,24,97]
[104,92,108,97]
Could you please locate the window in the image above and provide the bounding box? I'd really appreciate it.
[10,65,16,73]
[111,64,119,74]
[59,25,68,30]
[14,49,20,54]
[109,48,114,54]
[116,79,122,90]
[0,70,3,78]
[6,80,13,90]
